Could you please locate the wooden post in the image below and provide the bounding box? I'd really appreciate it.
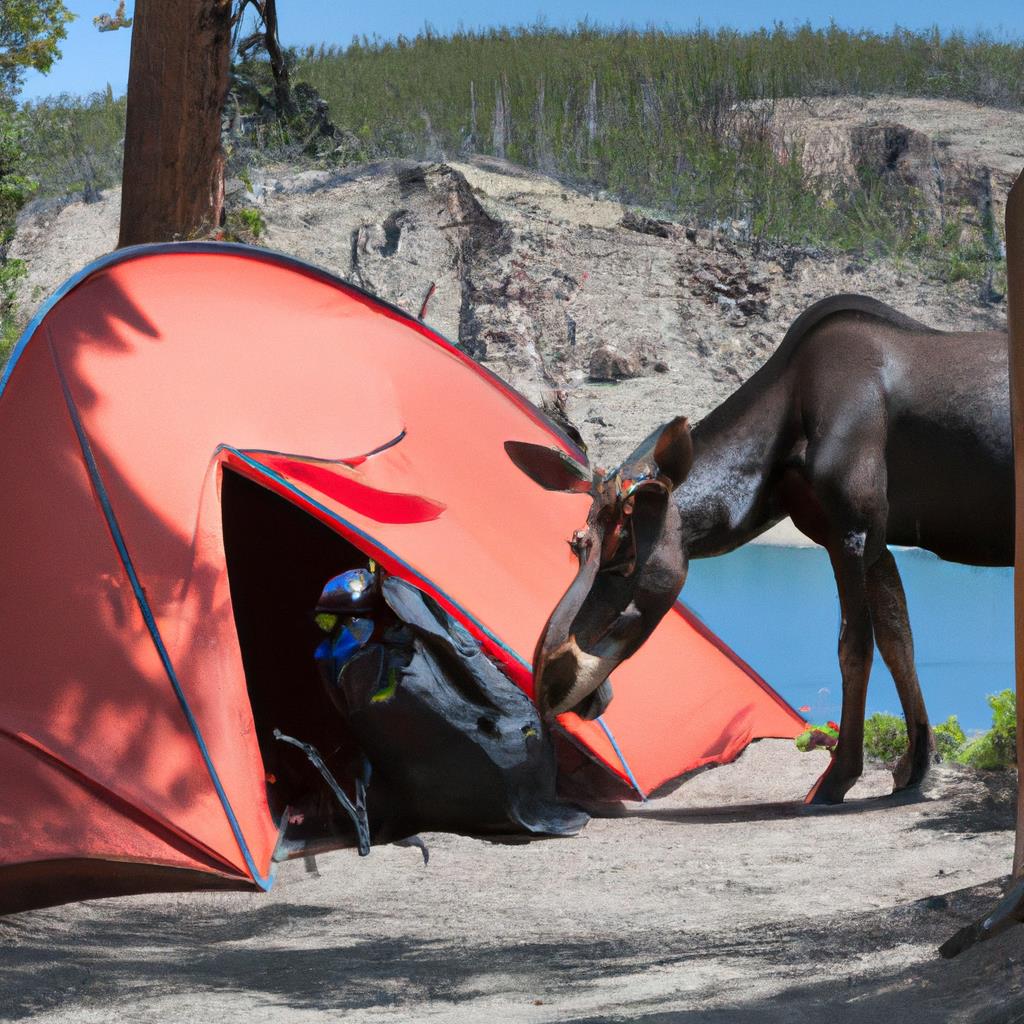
[117,0,233,248]
[1009,172,1024,879]
[940,171,1024,957]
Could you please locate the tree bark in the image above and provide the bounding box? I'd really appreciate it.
[118,0,233,247]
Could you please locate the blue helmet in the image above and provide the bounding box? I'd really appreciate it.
[315,566,381,617]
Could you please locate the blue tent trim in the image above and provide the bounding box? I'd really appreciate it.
[47,330,277,890]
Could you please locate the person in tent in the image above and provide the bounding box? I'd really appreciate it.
[312,563,386,705]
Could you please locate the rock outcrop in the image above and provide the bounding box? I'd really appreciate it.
[773,96,1024,256]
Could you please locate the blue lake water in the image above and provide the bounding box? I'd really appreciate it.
[683,544,1013,733]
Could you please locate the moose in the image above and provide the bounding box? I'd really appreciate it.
[507,293,1012,804]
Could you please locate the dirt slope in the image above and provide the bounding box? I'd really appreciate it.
[11,97,1016,473]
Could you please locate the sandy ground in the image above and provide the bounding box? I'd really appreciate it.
[2,742,1021,1024]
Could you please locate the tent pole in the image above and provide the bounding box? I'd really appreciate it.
[1012,170,1024,889]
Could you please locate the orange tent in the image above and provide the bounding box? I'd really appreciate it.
[0,243,802,913]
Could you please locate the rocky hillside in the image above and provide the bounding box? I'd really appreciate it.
[10,97,1017,470]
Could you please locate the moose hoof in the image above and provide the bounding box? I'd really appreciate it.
[803,760,859,805]
[805,785,845,806]
[892,744,935,793]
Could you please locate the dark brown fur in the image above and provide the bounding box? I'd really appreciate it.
[512,294,1011,803]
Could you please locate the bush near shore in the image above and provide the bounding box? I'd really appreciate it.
[863,690,1017,770]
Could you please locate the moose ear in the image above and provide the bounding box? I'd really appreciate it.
[505,441,593,493]
[653,416,693,490]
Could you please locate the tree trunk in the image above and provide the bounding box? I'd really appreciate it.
[261,0,295,117]
[118,0,233,247]
[935,168,1024,959]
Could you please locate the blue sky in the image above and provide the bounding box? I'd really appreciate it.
[18,0,1024,102]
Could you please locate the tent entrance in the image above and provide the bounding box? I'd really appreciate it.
[221,467,371,858]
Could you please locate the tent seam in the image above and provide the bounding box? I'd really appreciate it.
[46,330,275,891]
[0,729,251,878]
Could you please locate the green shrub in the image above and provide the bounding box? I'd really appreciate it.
[0,110,35,241]
[934,715,966,760]
[0,308,22,367]
[863,712,907,763]
[0,110,34,364]
[954,690,1016,770]
[18,87,125,198]
[860,709,1015,768]
[224,205,266,243]
[0,256,26,360]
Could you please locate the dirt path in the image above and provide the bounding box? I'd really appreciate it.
[2,742,1020,1023]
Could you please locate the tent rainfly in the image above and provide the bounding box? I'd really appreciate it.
[0,243,802,914]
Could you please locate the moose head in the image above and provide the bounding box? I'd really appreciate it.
[506,416,693,722]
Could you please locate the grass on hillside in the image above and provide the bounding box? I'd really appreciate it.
[295,23,1023,234]
[9,24,1020,294]
[19,85,125,199]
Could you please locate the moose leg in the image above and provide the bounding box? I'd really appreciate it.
[865,549,934,791]
[806,538,875,804]
[798,374,891,804]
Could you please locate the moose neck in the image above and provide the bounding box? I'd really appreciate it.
[676,373,793,558]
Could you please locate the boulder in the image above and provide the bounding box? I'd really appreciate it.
[588,345,639,381]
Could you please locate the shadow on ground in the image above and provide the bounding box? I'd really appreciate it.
[2,877,1023,1022]
[626,790,930,827]
[913,772,1017,835]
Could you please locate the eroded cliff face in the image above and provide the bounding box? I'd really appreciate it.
[771,96,1024,253]
[11,97,1015,466]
